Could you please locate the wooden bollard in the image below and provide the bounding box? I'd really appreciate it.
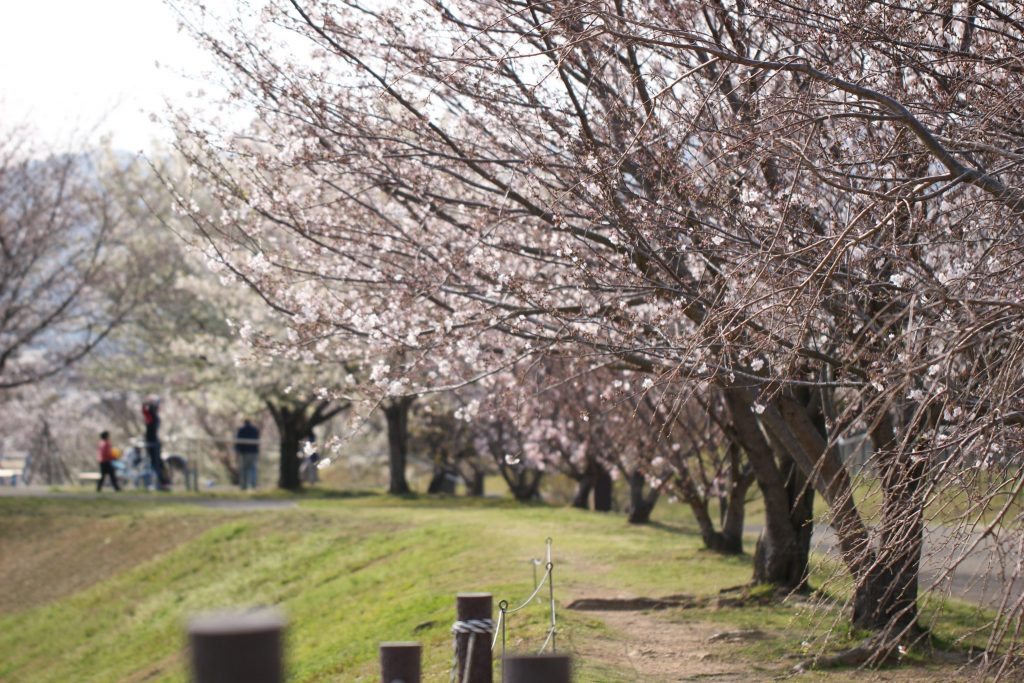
[454,592,493,683]
[188,609,284,683]
[503,653,572,683]
[380,641,421,683]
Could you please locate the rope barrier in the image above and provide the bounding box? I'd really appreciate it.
[546,559,556,653]
[501,566,551,616]
[451,619,495,635]
[495,538,559,665]
[491,608,505,652]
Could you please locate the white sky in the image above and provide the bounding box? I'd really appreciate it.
[0,0,224,153]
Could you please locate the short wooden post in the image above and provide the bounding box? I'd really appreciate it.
[503,653,571,683]
[380,641,421,683]
[188,610,284,683]
[454,592,493,683]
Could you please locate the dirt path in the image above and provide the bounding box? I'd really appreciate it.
[567,592,979,682]
[573,609,776,681]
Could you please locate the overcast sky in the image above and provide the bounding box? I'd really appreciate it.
[0,0,221,153]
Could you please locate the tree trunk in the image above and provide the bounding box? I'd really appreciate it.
[724,389,811,589]
[278,418,303,491]
[626,470,659,524]
[383,397,414,495]
[465,469,485,496]
[266,398,347,492]
[691,495,745,554]
[769,395,872,580]
[501,465,543,502]
[753,451,813,590]
[571,474,593,509]
[457,458,486,496]
[427,463,457,494]
[853,413,923,632]
[427,468,446,493]
[719,456,754,553]
[593,464,613,512]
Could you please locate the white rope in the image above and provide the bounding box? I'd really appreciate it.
[495,539,559,662]
[538,626,556,654]
[490,609,504,651]
[451,619,494,635]
[502,566,551,615]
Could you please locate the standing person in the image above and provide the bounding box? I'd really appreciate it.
[712,473,728,527]
[235,418,260,490]
[301,431,320,484]
[143,398,169,491]
[96,431,121,492]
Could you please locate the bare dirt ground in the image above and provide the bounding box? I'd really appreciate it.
[574,608,773,681]
[567,592,978,682]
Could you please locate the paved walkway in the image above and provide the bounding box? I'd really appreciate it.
[747,522,1022,607]
[0,486,297,511]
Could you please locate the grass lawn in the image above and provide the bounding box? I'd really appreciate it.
[0,491,997,682]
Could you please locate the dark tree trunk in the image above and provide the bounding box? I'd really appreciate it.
[501,465,543,502]
[691,496,745,554]
[464,469,485,496]
[267,402,309,492]
[593,464,613,512]
[853,414,923,632]
[278,417,303,491]
[457,457,486,496]
[719,451,754,551]
[427,464,457,494]
[626,470,660,524]
[267,398,348,493]
[770,395,871,580]
[753,451,813,590]
[725,389,811,589]
[571,475,593,509]
[383,396,414,495]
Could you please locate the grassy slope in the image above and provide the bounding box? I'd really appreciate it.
[0,493,992,682]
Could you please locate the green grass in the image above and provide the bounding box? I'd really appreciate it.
[0,492,999,682]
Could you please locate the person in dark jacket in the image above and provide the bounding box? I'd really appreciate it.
[235,419,260,490]
[143,399,169,490]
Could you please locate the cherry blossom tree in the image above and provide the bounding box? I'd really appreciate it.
[86,156,357,491]
[0,129,154,389]
[169,0,1024,663]
[169,0,815,589]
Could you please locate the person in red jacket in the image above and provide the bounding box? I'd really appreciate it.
[97,431,121,492]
